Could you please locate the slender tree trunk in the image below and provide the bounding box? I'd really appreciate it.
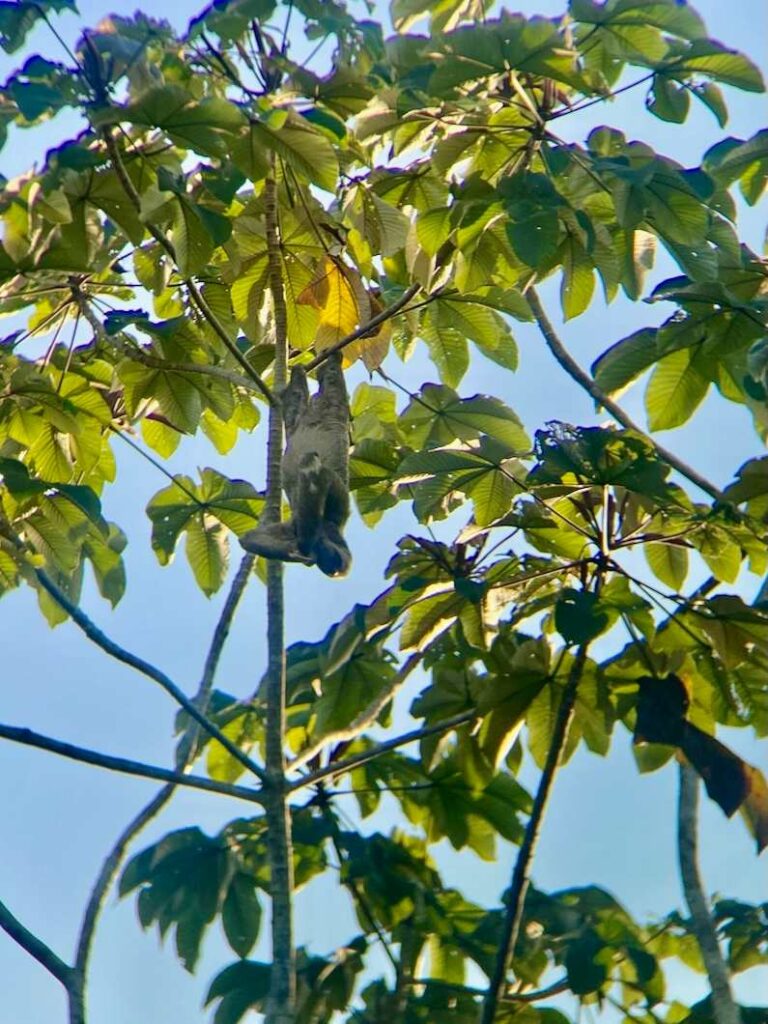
[678,763,742,1024]
[263,171,295,1024]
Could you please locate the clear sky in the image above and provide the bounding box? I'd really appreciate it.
[0,2,766,1022]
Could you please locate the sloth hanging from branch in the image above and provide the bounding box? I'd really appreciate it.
[240,351,352,577]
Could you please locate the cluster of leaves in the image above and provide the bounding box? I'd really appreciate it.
[1,0,767,1021]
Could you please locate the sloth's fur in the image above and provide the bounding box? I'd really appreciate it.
[240,352,351,577]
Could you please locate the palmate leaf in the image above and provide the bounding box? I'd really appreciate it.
[530,423,675,502]
[145,469,262,592]
[570,0,706,44]
[663,39,765,93]
[397,438,524,526]
[120,826,262,972]
[93,86,246,158]
[399,384,529,452]
[428,14,584,95]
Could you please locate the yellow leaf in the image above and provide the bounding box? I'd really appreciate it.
[344,292,391,370]
[347,319,392,371]
[297,256,359,352]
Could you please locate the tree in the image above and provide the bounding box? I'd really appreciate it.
[0,1,767,1022]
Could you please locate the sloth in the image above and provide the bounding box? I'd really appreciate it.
[240,351,351,577]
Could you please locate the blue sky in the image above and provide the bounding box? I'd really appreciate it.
[0,1,766,1021]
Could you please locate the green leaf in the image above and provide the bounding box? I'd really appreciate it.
[421,309,469,387]
[705,130,768,205]
[247,112,338,191]
[565,930,608,995]
[506,210,560,269]
[400,590,463,652]
[645,542,688,591]
[646,170,709,246]
[669,40,764,93]
[555,589,610,644]
[206,960,270,1023]
[560,234,595,320]
[645,346,710,430]
[222,874,262,958]
[416,207,451,256]
[95,86,246,157]
[695,527,742,584]
[185,517,228,597]
[207,712,260,784]
[591,328,658,395]
[172,201,219,276]
[693,82,728,128]
[649,75,690,124]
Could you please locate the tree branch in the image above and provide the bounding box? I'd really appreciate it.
[678,762,742,1024]
[481,643,591,1024]
[286,653,423,773]
[77,299,266,397]
[32,567,266,784]
[100,129,274,404]
[304,283,421,371]
[290,709,477,793]
[0,723,263,805]
[69,553,256,1022]
[263,170,296,1024]
[0,899,72,988]
[526,287,724,502]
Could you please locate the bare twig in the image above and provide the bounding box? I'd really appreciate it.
[32,566,267,784]
[481,643,591,1024]
[0,899,72,988]
[412,975,571,1003]
[70,554,256,1021]
[678,763,742,1024]
[263,171,295,1024]
[0,723,262,805]
[290,709,477,793]
[526,288,724,502]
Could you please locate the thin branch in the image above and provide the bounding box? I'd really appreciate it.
[678,762,742,1024]
[70,554,256,1020]
[180,553,257,764]
[291,709,477,793]
[304,283,421,371]
[412,975,571,1003]
[263,171,296,1024]
[481,643,591,1024]
[327,826,399,974]
[0,899,72,988]
[0,723,263,805]
[287,653,423,773]
[548,73,654,120]
[32,566,267,784]
[79,300,265,395]
[99,129,274,404]
[526,288,724,502]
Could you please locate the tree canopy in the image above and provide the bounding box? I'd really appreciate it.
[0,2,766,1023]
